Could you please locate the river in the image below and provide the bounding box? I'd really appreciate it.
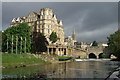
[2,60,120,79]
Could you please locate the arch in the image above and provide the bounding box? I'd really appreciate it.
[108,53,114,58]
[98,53,104,59]
[89,53,97,58]
[110,54,117,59]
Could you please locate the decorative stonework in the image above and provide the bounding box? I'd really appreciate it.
[11,8,64,45]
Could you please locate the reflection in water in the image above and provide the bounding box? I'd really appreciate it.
[2,61,120,79]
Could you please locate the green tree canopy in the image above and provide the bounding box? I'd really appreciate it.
[49,32,58,43]
[32,33,48,53]
[107,30,120,59]
[2,23,32,53]
[92,41,98,46]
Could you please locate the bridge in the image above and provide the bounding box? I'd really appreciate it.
[87,46,105,59]
[46,44,114,59]
[73,46,112,59]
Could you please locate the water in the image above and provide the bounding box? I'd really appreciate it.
[2,60,120,79]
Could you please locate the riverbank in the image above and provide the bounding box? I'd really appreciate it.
[2,53,73,68]
[32,53,73,63]
[2,53,48,68]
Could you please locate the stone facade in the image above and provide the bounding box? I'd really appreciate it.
[11,8,64,45]
[10,8,71,56]
[64,28,77,47]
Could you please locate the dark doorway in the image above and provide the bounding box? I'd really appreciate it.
[64,49,66,55]
[89,53,97,58]
[53,48,56,55]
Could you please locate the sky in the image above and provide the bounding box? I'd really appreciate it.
[2,2,118,42]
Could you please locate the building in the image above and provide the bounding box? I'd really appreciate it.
[72,27,77,42]
[11,8,68,56]
[64,27,77,47]
[64,36,74,47]
[11,8,64,45]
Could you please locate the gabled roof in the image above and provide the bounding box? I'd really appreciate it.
[32,11,39,15]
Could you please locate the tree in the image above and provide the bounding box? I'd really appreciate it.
[49,32,58,43]
[32,33,48,53]
[92,41,98,46]
[2,23,32,53]
[2,32,7,52]
[107,30,120,59]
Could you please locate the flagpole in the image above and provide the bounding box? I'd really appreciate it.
[25,37,26,53]
[16,36,18,54]
[7,34,8,53]
[12,35,13,53]
[20,36,22,54]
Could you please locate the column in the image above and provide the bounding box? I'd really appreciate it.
[47,48,49,54]
[96,55,99,59]
[51,48,53,55]
[56,48,58,55]
[58,48,60,56]
[60,48,62,56]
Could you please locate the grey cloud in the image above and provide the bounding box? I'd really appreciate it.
[2,2,118,42]
[76,23,118,42]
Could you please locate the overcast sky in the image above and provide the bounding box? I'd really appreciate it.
[2,2,118,42]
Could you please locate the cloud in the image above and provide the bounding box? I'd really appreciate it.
[2,2,118,42]
[76,23,118,42]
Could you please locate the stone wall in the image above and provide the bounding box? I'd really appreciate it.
[72,49,87,58]
[87,47,104,58]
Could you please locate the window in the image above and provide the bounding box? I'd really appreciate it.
[42,25,44,28]
[42,29,44,33]
[48,29,49,33]
[45,16,47,19]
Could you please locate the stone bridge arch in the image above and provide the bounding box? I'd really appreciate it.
[89,53,97,58]
[73,46,111,59]
[98,53,104,58]
[87,47,104,59]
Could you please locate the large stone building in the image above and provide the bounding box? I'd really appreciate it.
[11,8,69,56]
[11,8,64,45]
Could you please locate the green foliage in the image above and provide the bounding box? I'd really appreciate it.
[2,23,32,53]
[102,53,107,58]
[32,32,48,53]
[107,30,120,59]
[49,32,58,43]
[2,32,7,52]
[99,53,107,58]
[92,41,98,46]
